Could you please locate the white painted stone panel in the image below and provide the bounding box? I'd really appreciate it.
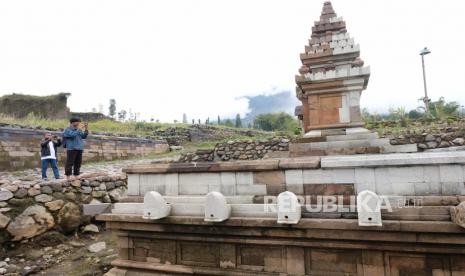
[414,182,441,195]
[236,172,254,186]
[285,170,303,185]
[302,169,332,184]
[355,182,376,193]
[390,182,415,195]
[355,168,376,183]
[220,172,236,186]
[441,182,465,195]
[127,174,140,196]
[330,168,355,183]
[388,167,424,183]
[236,185,267,195]
[423,166,440,182]
[439,165,464,182]
[165,173,179,196]
[179,184,209,195]
[374,168,391,185]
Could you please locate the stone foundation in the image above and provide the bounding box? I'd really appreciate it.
[0,127,169,171]
[100,215,465,276]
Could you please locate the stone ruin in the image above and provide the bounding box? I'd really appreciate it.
[95,2,465,275]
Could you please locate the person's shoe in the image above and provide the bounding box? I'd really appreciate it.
[42,178,49,181]
[55,176,64,179]
[74,175,82,180]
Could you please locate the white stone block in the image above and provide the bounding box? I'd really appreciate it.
[374,168,391,184]
[285,170,303,185]
[414,182,441,195]
[304,130,322,138]
[330,168,355,183]
[375,182,393,195]
[355,168,376,183]
[204,192,231,222]
[441,182,465,195]
[388,167,424,183]
[236,185,267,195]
[355,182,376,193]
[277,192,301,224]
[345,127,370,135]
[179,184,209,195]
[165,173,179,196]
[302,169,332,184]
[423,166,440,182]
[357,190,382,227]
[220,172,236,186]
[127,174,140,196]
[390,182,415,195]
[322,152,465,168]
[143,191,171,220]
[439,165,464,182]
[236,172,253,186]
[171,204,204,216]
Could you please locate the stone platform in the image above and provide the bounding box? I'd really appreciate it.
[99,214,465,275]
[290,128,417,157]
[97,151,465,275]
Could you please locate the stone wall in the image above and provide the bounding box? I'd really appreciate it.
[0,127,169,171]
[178,137,290,162]
[0,171,127,243]
[154,125,267,146]
[0,93,70,119]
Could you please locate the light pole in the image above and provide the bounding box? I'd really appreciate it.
[420,47,431,115]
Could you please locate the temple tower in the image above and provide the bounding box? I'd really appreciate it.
[295,1,370,136]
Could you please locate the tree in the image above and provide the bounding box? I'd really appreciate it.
[118,110,127,121]
[235,114,242,128]
[182,113,188,124]
[109,99,116,118]
[253,112,299,133]
[224,119,234,127]
[217,115,221,125]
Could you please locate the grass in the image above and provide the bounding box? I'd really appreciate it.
[0,114,269,137]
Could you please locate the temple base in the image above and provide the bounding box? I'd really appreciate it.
[291,128,417,157]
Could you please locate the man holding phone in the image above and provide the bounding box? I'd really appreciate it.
[63,117,89,180]
[40,132,62,180]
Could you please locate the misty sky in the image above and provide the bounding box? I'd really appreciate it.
[1,0,464,122]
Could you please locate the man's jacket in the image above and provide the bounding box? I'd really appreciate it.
[63,127,88,150]
[40,139,62,158]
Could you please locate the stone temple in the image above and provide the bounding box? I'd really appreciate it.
[96,2,465,275]
[295,1,369,134]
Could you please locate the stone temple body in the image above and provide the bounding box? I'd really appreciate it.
[97,2,465,275]
[295,1,369,135]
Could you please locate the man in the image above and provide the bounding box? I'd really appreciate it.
[40,132,62,180]
[63,117,89,180]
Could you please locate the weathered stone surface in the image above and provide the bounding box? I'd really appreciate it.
[40,185,53,194]
[88,241,106,253]
[57,202,81,233]
[27,188,41,197]
[6,205,54,240]
[44,200,64,211]
[0,188,14,201]
[82,224,99,233]
[451,201,465,229]
[14,188,28,199]
[35,194,53,203]
[0,213,10,228]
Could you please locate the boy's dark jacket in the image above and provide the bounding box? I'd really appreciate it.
[40,139,62,158]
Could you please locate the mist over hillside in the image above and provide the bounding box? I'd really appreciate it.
[242,91,299,124]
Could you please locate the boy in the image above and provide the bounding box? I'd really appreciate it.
[63,117,89,180]
[40,132,62,180]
